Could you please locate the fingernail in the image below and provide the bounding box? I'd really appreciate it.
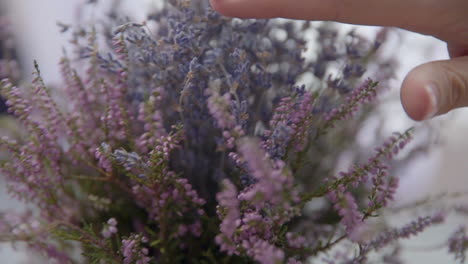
[423,83,440,119]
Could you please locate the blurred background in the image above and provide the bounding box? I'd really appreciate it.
[0,0,466,263]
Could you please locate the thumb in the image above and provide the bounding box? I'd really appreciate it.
[400,56,468,121]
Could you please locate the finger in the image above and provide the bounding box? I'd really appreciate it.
[400,56,468,121]
[448,43,468,58]
[209,0,442,30]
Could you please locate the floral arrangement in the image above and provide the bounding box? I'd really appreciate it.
[0,0,466,263]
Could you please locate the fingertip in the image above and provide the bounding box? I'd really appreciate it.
[401,57,468,121]
[209,0,282,18]
[209,0,228,16]
[209,0,257,18]
[401,70,437,121]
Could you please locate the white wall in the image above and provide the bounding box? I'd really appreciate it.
[3,0,153,82]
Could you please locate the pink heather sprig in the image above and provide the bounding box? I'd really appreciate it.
[2,211,70,262]
[322,78,378,130]
[83,27,105,99]
[0,211,72,263]
[142,126,185,180]
[216,138,302,263]
[133,127,205,235]
[286,232,307,249]
[32,62,74,146]
[448,226,468,264]
[100,76,131,141]
[130,185,158,218]
[1,80,66,202]
[301,130,412,240]
[205,87,236,130]
[131,178,205,238]
[222,125,245,150]
[227,151,243,167]
[206,88,246,149]
[59,54,98,125]
[149,129,183,166]
[15,143,55,198]
[121,234,151,264]
[215,179,240,255]
[112,33,130,65]
[130,131,205,238]
[0,138,55,209]
[1,210,40,238]
[243,237,285,264]
[328,190,364,235]
[368,174,399,211]
[1,79,81,221]
[136,87,167,153]
[311,128,413,203]
[95,143,113,173]
[31,243,72,264]
[366,164,390,208]
[2,79,34,123]
[269,97,294,128]
[0,81,63,167]
[59,55,103,159]
[237,138,300,214]
[101,218,118,238]
[314,130,414,232]
[354,213,445,262]
[170,177,206,217]
[288,91,315,152]
[375,130,414,160]
[264,91,315,155]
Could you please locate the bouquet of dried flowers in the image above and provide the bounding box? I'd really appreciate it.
[0,0,466,263]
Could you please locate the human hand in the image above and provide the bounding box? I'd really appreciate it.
[209,0,468,121]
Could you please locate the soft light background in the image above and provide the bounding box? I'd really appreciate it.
[1,0,466,263]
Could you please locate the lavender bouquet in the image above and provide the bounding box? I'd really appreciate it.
[0,0,466,263]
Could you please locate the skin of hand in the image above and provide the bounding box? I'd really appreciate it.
[209,0,468,121]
